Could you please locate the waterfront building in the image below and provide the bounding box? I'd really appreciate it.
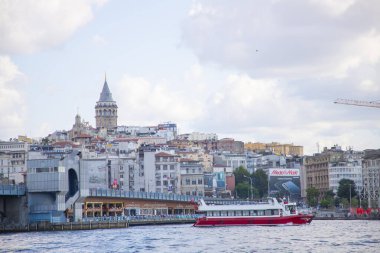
[95,77,118,130]
[154,152,180,194]
[304,145,344,195]
[180,158,205,196]
[0,141,28,184]
[141,149,180,194]
[328,149,363,194]
[362,149,380,208]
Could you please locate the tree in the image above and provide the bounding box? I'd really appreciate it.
[252,169,268,198]
[306,187,319,207]
[235,182,250,199]
[337,179,357,200]
[233,166,250,185]
[324,190,335,199]
[320,198,332,209]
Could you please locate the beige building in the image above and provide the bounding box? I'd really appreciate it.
[304,146,343,195]
[180,159,205,196]
[177,151,213,173]
[245,142,304,156]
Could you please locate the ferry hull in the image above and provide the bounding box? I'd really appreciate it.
[193,214,314,227]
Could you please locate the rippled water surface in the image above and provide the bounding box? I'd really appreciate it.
[1,220,380,252]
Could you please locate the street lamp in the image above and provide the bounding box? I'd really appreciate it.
[243,175,253,200]
[349,183,352,212]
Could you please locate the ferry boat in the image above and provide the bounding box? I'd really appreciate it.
[193,198,313,227]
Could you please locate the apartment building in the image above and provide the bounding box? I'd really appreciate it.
[0,141,28,184]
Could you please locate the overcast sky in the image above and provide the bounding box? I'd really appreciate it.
[1,0,379,154]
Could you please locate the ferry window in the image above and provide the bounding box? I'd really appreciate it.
[257,210,264,216]
[228,211,234,216]
[271,209,279,215]
[235,211,242,216]
[208,211,213,216]
[250,210,256,216]
[265,210,271,216]
[221,211,227,216]
[243,210,250,216]
[214,211,219,216]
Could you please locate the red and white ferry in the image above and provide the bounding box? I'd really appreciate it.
[193,198,313,227]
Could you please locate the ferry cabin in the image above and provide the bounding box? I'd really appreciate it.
[199,200,298,218]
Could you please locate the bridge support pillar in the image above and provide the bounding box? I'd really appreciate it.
[74,201,83,222]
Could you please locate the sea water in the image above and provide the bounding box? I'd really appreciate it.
[0,220,379,252]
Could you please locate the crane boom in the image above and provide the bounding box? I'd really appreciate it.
[334,99,380,108]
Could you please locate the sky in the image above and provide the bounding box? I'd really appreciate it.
[0,0,380,155]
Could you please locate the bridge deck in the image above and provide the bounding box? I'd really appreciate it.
[0,184,26,196]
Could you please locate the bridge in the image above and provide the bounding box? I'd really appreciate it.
[0,184,26,196]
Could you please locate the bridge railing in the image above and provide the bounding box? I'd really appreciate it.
[89,188,202,202]
[0,184,26,196]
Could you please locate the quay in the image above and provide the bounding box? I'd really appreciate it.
[0,215,197,233]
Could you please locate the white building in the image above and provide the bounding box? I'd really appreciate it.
[328,161,363,194]
[0,141,28,184]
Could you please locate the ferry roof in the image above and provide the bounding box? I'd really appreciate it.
[198,199,288,212]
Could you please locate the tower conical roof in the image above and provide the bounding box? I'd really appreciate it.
[99,79,114,102]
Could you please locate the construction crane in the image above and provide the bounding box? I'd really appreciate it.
[334,99,380,108]
[334,98,380,207]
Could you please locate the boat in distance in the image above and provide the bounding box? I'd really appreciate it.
[193,197,313,227]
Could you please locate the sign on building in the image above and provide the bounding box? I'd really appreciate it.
[268,169,301,200]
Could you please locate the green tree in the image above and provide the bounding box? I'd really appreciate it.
[235,182,250,199]
[252,169,268,198]
[233,166,250,185]
[306,187,319,207]
[337,179,357,200]
[324,190,335,199]
[320,198,332,209]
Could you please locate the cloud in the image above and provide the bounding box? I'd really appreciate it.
[0,55,26,140]
[182,0,380,78]
[181,0,380,153]
[115,75,203,127]
[0,0,107,54]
